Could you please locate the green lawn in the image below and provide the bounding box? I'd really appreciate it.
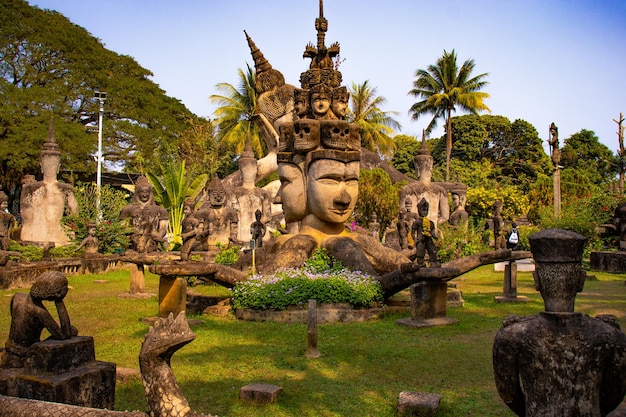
[0,265,623,416]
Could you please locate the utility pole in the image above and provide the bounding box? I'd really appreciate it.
[94,90,107,219]
[614,113,625,193]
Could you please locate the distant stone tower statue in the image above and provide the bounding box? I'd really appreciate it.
[20,118,78,246]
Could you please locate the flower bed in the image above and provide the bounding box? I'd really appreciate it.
[230,268,383,312]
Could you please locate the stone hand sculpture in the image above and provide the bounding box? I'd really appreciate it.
[492,229,626,417]
[1,271,78,368]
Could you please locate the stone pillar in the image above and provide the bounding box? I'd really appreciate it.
[495,260,529,303]
[129,263,145,294]
[396,280,459,328]
[553,167,561,218]
[306,299,320,359]
[158,275,187,318]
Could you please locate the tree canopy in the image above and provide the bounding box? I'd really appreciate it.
[0,0,202,198]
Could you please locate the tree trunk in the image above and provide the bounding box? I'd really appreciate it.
[445,108,452,181]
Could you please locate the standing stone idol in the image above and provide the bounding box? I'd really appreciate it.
[492,229,626,417]
[0,191,15,250]
[411,198,439,267]
[20,118,78,246]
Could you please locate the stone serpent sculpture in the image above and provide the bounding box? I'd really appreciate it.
[0,312,215,417]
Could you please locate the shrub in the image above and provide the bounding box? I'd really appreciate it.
[231,248,385,311]
[436,223,490,263]
[214,243,240,266]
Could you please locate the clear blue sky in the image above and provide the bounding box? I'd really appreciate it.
[29,0,626,153]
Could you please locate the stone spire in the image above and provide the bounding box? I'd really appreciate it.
[42,116,60,156]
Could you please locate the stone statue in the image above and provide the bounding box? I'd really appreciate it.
[492,199,506,250]
[331,86,350,119]
[231,141,272,244]
[0,191,15,251]
[119,176,169,253]
[397,210,410,250]
[401,198,420,245]
[493,229,626,417]
[200,176,238,248]
[399,132,450,228]
[179,199,211,261]
[1,271,78,368]
[411,198,439,267]
[601,202,626,251]
[250,209,267,248]
[368,212,380,238]
[20,118,78,246]
[75,221,99,255]
[236,1,410,276]
[548,122,561,167]
[448,187,469,227]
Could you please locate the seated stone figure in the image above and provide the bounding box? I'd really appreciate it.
[399,134,449,228]
[1,271,78,368]
[74,221,99,255]
[492,228,626,417]
[119,175,168,253]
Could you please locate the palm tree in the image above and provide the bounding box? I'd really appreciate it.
[347,80,401,158]
[146,159,208,247]
[409,49,490,181]
[209,64,265,156]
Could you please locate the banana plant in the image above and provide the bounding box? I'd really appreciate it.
[146,160,208,248]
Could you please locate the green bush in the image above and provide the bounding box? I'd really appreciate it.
[231,267,383,311]
[63,182,131,254]
[436,223,490,263]
[214,243,240,266]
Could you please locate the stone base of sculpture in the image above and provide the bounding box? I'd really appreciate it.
[0,336,115,409]
[395,280,459,328]
[590,251,626,273]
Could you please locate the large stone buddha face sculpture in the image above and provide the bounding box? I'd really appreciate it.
[304,158,359,231]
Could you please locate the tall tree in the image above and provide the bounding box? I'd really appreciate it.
[560,129,618,185]
[409,49,490,180]
[347,80,401,158]
[209,65,266,157]
[0,0,201,200]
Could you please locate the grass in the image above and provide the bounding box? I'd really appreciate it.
[0,265,623,416]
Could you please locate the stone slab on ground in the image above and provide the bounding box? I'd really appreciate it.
[116,367,141,383]
[494,295,530,303]
[396,317,459,328]
[494,258,535,272]
[239,383,282,404]
[590,251,626,273]
[397,391,441,417]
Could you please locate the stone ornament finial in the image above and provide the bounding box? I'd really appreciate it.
[42,116,60,156]
[529,228,586,263]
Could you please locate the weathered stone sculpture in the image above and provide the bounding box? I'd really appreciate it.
[0,191,15,251]
[1,271,77,368]
[20,118,78,246]
[200,176,238,248]
[120,176,169,253]
[0,312,215,416]
[234,1,410,278]
[399,133,449,227]
[231,141,272,244]
[411,198,439,267]
[250,209,267,248]
[75,221,100,255]
[493,229,626,417]
[179,199,211,261]
[448,186,469,227]
[548,122,561,166]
